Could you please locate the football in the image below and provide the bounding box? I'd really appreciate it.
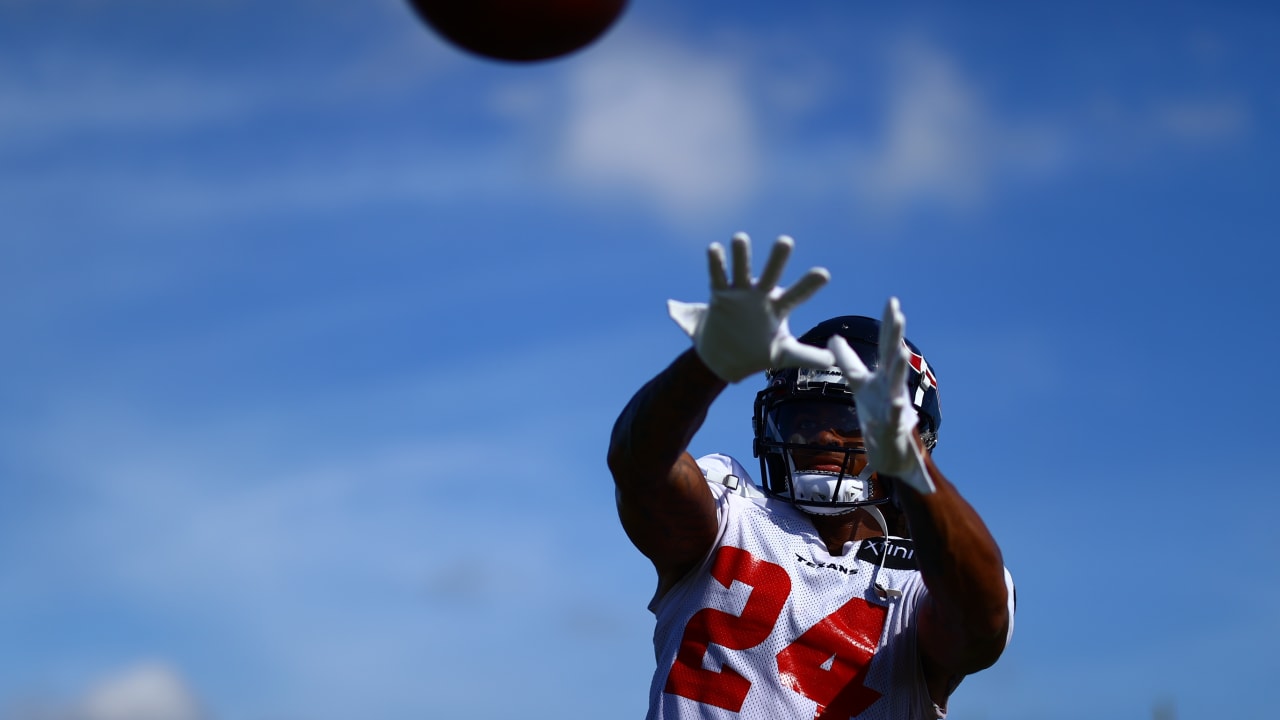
[406,0,628,63]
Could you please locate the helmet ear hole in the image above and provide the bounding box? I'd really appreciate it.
[920,429,938,452]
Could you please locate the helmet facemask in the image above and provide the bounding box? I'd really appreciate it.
[754,369,891,514]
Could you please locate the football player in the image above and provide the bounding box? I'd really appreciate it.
[608,233,1015,719]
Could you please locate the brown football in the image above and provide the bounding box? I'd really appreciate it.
[406,0,628,63]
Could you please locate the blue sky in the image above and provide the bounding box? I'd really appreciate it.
[2,1,1277,719]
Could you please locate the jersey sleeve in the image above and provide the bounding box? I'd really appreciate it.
[695,453,766,499]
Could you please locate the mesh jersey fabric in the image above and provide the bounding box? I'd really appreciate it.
[643,454,944,720]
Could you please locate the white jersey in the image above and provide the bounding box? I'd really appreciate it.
[644,454,944,720]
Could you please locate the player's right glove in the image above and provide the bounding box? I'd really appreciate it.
[667,233,834,383]
[827,297,936,495]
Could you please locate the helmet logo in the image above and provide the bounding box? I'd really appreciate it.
[904,341,937,407]
[794,366,845,390]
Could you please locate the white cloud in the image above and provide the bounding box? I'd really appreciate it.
[3,662,205,720]
[0,325,659,719]
[1154,98,1251,142]
[76,664,205,720]
[858,41,989,210]
[851,39,1065,216]
[0,69,243,146]
[0,20,480,229]
[0,3,454,155]
[557,35,760,225]
[1,16,757,231]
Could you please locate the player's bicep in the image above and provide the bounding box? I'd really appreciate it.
[615,451,719,585]
[916,568,1016,704]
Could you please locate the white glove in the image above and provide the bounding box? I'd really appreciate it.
[667,232,834,383]
[826,297,936,495]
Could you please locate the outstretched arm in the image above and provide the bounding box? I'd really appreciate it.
[609,232,833,596]
[608,349,726,596]
[829,298,1011,701]
[896,450,1011,698]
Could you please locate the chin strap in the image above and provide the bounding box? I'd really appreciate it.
[863,505,903,599]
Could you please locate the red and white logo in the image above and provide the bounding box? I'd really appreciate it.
[903,341,937,405]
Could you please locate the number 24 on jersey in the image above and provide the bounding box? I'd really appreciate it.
[664,546,890,719]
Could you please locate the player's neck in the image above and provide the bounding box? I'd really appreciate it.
[808,509,885,556]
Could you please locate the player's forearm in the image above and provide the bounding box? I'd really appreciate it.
[896,455,1010,669]
[607,348,727,488]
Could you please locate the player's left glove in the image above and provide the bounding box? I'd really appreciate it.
[668,232,834,383]
[827,297,936,495]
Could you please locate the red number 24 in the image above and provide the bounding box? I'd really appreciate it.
[664,545,889,719]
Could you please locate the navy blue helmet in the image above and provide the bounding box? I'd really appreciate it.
[752,316,941,512]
